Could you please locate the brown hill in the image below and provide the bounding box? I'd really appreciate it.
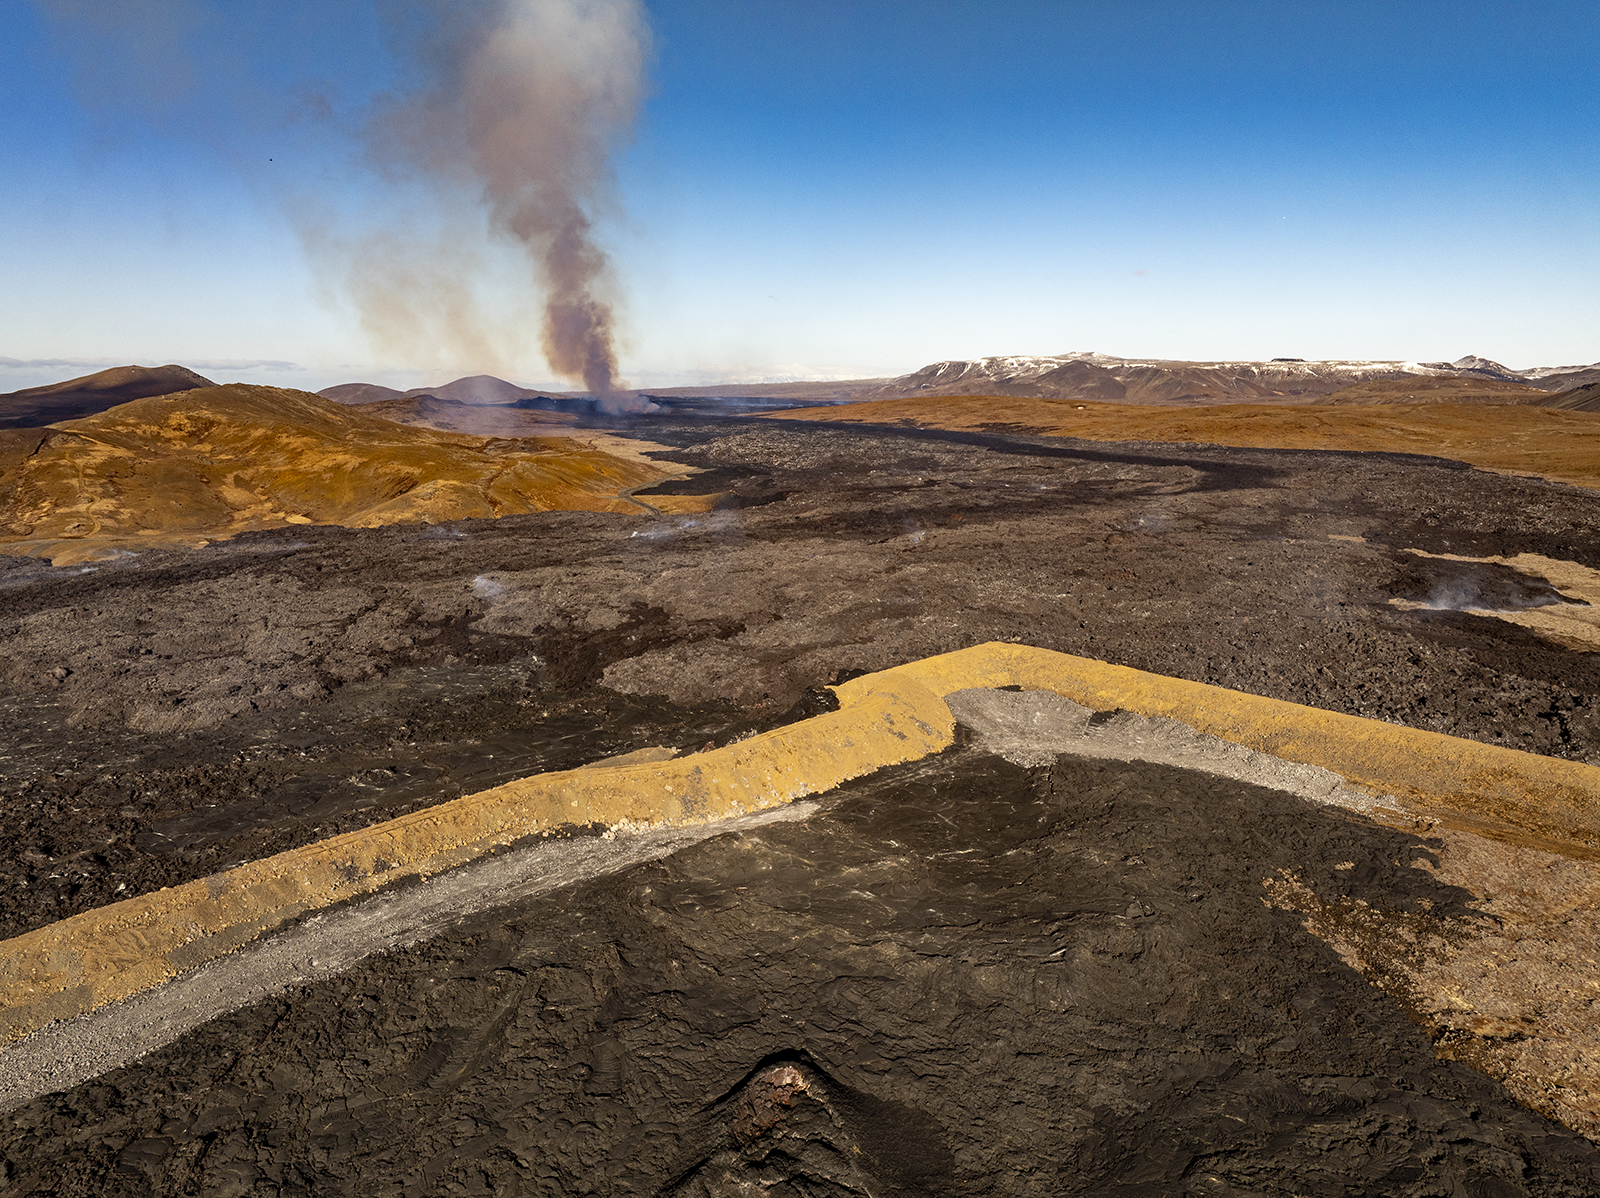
[358,394,578,436]
[1537,381,1600,414]
[0,385,708,565]
[318,375,563,407]
[318,382,403,405]
[768,394,1600,491]
[0,364,215,429]
[1312,376,1546,405]
[400,375,553,404]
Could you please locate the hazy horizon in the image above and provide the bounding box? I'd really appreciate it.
[8,345,1598,401]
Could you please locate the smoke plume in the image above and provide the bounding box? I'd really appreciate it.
[34,0,650,399]
[369,0,648,397]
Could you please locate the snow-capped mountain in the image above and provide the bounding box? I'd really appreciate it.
[1418,355,1525,382]
[870,352,1600,405]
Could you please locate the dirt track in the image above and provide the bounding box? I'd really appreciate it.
[4,409,1600,1190]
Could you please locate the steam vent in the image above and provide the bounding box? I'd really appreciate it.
[6,376,1600,1194]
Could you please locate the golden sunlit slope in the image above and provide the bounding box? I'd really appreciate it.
[1312,376,1546,405]
[769,395,1600,491]
[0,385,705,565]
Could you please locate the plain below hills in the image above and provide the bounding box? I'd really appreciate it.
[357,393,580,437]
[768,394,1600,492]
[0,385,709,566]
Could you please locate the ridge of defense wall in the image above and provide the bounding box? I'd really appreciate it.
[849,643,1600,851]
[4,642,1599,1044]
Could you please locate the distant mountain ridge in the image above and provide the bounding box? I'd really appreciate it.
[336,354,1598,411]
[11,352,1596,433]
[868,352,1600,406]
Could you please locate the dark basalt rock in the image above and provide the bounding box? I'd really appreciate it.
[4,414,1600,943]
[5,750,1598,1195]
[660,1054,953,1196]
[4,413,1600,1191]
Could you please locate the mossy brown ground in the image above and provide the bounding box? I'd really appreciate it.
[0,385,712,565]
[1314,375,1548,405]
[771,394,1600,490]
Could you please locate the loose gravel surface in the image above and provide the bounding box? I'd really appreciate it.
[4,410,1600,1191]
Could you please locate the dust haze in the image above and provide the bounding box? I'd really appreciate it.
[361,0,647,399]
[34,0,650,404]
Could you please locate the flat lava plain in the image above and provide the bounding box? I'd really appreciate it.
[4,397,1600,1193]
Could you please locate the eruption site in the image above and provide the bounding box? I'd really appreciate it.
[370,0,647,401]
[7,369,1600,1191]
[33,0,650,404]
[11,4,1600,1191]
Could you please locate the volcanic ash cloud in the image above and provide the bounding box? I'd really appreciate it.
[367,0,648,397]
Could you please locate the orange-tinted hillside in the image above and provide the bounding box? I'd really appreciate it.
[0,385,707,565]
[1312,376,1546,405]
[768,395,1600,491]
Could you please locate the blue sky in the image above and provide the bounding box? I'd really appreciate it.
[2,0,1596,393]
